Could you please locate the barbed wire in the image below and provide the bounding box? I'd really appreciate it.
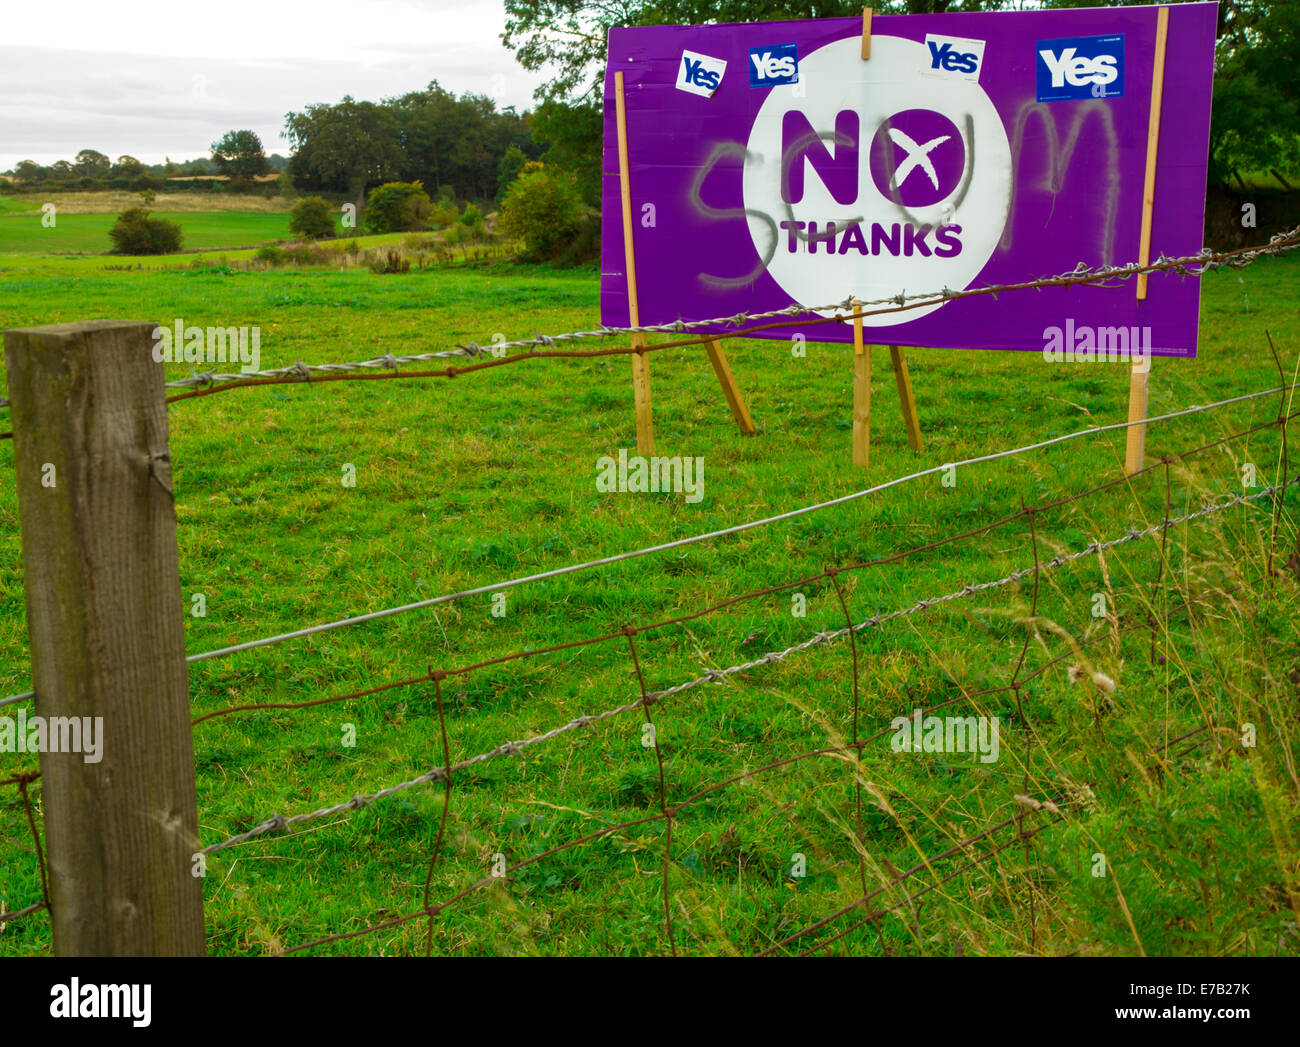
[0,769,47,929]
[2,381,1292,711]
[195,473,1294,857]
[0,225,1294,417]
[3,385,1289,951]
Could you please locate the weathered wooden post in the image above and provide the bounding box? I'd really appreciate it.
[4,320,204,956]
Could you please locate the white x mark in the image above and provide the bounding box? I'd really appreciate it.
[888,128,952,191]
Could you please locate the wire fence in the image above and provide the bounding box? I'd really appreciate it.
[172,419,1291,954]
[2,388,1293,951]
[1,231,1297,953]
[0,223,1296,428]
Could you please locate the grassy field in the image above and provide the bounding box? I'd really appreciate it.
[0,203,1297,957]
[0,210,296,255]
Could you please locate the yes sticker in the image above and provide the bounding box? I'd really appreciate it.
[677,50,727,98]
[923,34,986,82]
[1036,34,1125,101]
[749,43,799,88]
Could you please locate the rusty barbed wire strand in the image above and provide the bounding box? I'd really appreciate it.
[1265,332,1294,576]
[2,226,1296,435]
[0,900,49,926]
[792,814,1066,957]
[0,770,47,930]
[145,229,1300,402]
[0,225,1290,417]
[421,671,453,958]
[0,378,1268,712]
[772,722,1222,958]
[624,626,676,956]
[828,570,868,902]
[2,372,1292,952]
[1010,503,1042,951]
[194,474,1296,858]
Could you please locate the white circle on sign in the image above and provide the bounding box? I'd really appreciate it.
[742,35,1012,326]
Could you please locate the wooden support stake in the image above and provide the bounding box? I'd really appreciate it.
[852,302,871,468]
[1127,5,1169,476]
[4,320,205,956]
[704,339,757,434]
[614,70,654,455]
[889,346,924,452]
[861,8,873,61]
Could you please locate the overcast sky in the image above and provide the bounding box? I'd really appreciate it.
[0,0,549,170]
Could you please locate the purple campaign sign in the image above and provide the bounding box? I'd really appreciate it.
[600,3,1217,357]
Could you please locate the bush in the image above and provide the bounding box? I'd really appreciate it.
[256,244,283,265]
[427,200,458,229]
[365,181,433,233]
[457,203,484,229]
[108,207,183,255]
[289,196,335,240]
[369,248,411,274]
[498,164,585,261]
[550,211,601,269]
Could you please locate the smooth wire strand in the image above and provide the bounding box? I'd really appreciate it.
[0,379,1291,709]
[196,476,1293,855]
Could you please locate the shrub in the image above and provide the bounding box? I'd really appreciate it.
[108,207,183,255]
[365,181,433,233]
[427,200,458,229]
[256,244,283,265]
[498,164,584,261]
[457,203,484,229]
[369,248,411,274]
[289,196,335,239]
[550,211,601,269]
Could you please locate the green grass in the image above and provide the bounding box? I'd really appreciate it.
[0,211,296,255]
[0,243,1297,957]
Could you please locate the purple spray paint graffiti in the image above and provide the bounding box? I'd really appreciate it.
[600,3,1217,356]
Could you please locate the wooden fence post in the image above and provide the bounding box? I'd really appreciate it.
[4,320,205,956]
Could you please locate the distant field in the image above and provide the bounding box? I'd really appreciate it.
[0,190,295,215]
[0,210,295,255]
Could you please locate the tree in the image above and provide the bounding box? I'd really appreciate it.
[211,130,271,178]
[385,82,538,201]
[13,160,45,183]
[74,149,110,178]
[284,97,405,201]
[112,155,145,178]
[108,207,183,254]
[289,196,337,239]
[1204,0,1300,180]
[365,181,434,232]
[531,99,603,205]
[504,0,1300,191]
[502,1,985,106]
[497,144,529,199]
[499,162,585,260]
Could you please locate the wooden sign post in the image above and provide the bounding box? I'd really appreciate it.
[614,70,756,454]
[1127,4,1170,476]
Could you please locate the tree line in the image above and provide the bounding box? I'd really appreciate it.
[283,81,540,204]
[504,0,1300,192]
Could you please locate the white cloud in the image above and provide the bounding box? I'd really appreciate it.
[0,0,546,168]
